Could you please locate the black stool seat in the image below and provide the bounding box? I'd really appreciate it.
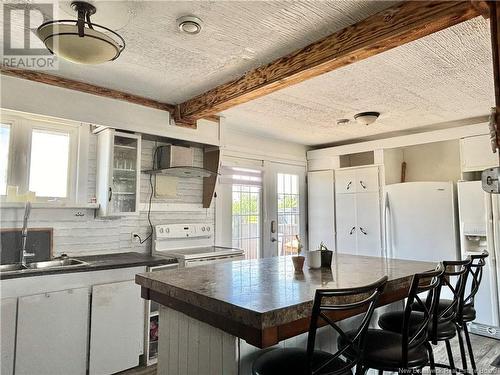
[338,329,429,371]
[378,310,456,340]
[252,348,352,375]
[413,300,477,322]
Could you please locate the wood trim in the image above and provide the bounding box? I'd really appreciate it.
[202,148,220,208]
[0,66,220,127]
[471,1,490,18]
[176,1,481,122]
[489,1,500,156]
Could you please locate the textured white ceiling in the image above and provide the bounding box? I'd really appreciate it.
[1,1,494,146]
[223,17,494,146]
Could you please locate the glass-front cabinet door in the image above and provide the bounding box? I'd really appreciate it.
[96,129,141,217]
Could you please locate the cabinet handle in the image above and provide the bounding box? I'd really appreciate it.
[346,181,352,190]
[108,187,113,202]
[359,227,367,235]
[359,180,367,189]
[349,226,356,235]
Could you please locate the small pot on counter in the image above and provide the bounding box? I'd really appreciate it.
[291,256,305,272]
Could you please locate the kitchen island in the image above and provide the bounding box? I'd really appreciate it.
[136,254,436,375]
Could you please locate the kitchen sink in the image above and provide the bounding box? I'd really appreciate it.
[0,258,89,273]
[26,259,88,269]
[0,263,27,272]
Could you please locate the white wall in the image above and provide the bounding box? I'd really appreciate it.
[220,120,308,166]
[0,75,219,146]
[383,140,461,184]
[0,130,214,257]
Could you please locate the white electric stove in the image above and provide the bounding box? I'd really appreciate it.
[152,223,244,268]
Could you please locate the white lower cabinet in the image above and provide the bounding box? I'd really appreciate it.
[1,298,17,375]
[335,192,381,256]
[89,280,143,375]
[356,192,382,257]
[15,288,89,375]
[335,193,357,254]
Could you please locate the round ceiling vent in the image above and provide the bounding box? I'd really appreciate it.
[177,16,203,35]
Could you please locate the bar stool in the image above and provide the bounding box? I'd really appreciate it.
[337,266,444,374]
[440,252,489,374]
[378,259,470,374]
[252,276,388,375]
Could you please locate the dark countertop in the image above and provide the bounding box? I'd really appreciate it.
[136,254,437,348]
[1,252,176,280]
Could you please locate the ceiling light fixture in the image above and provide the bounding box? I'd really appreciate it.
[37,1,125,64]
[354,111,380,126]
[177,16,203,35]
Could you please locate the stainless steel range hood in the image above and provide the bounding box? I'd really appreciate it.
[142,145,217,178]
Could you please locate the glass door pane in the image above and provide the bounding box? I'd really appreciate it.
[232,184,261,259]
[277,173,300,256]
[112,135,138,213]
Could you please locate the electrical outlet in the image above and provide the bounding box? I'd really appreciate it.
[131,232,140,242]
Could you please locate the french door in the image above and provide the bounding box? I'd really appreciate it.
[263,162,307,258]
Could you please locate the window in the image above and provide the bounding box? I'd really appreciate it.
[0,124,11,195]
[277,173,300,256]
[232,184,261,259]
[0,113,78,202]
[29,129,70,198]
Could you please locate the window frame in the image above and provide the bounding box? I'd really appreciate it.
[1,112,79,203]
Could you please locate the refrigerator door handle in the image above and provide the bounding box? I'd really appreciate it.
[383,193,390,258]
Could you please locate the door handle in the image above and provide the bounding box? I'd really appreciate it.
[346,181,352,190]
[108,187,113,202]
[359,227,367,235]
[349,226,356,235]
[359,180,367,189]
[271,220,277,234]
[271,238,277,243]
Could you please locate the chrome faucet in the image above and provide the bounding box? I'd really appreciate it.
[20,201,35,266]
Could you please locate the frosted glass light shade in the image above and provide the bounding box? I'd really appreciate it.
[37,23,122,64]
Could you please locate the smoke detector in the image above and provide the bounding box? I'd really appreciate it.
[336,118,350,125]
[354,112,380,126]
[177,16,203,35]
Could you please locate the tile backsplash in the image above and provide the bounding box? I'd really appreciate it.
[0,132,214,257]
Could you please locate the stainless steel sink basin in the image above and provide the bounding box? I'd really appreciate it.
[0,263,27,272]
[26,259,88,269]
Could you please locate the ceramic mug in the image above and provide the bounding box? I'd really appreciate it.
[306,250,322,269]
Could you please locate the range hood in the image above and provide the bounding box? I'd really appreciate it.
[142,145,218,178]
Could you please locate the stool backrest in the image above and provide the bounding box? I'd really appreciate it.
[463,251,489,309]
[428,259,470,342]
[306,276,388,375]
[402,265,444,366]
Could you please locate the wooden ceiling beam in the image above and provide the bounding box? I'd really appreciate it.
[176,1,482,123]
[0,66,219,128]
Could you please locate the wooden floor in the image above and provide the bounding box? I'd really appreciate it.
[121,333,499,374]
[431,333,500,373]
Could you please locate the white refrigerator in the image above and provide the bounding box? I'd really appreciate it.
[457,180,500,339]
[384,182,459,262]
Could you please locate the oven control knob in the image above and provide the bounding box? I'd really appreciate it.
[159,228,164,234]
[166,228,170,233]
[201,227,206,232]
[207,226,211,232]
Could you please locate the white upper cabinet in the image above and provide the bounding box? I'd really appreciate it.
[96,129,141,216]
[460,135,498,172]
[335,169,356,193]
[335,166,379,194]
[355,166,379,192]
